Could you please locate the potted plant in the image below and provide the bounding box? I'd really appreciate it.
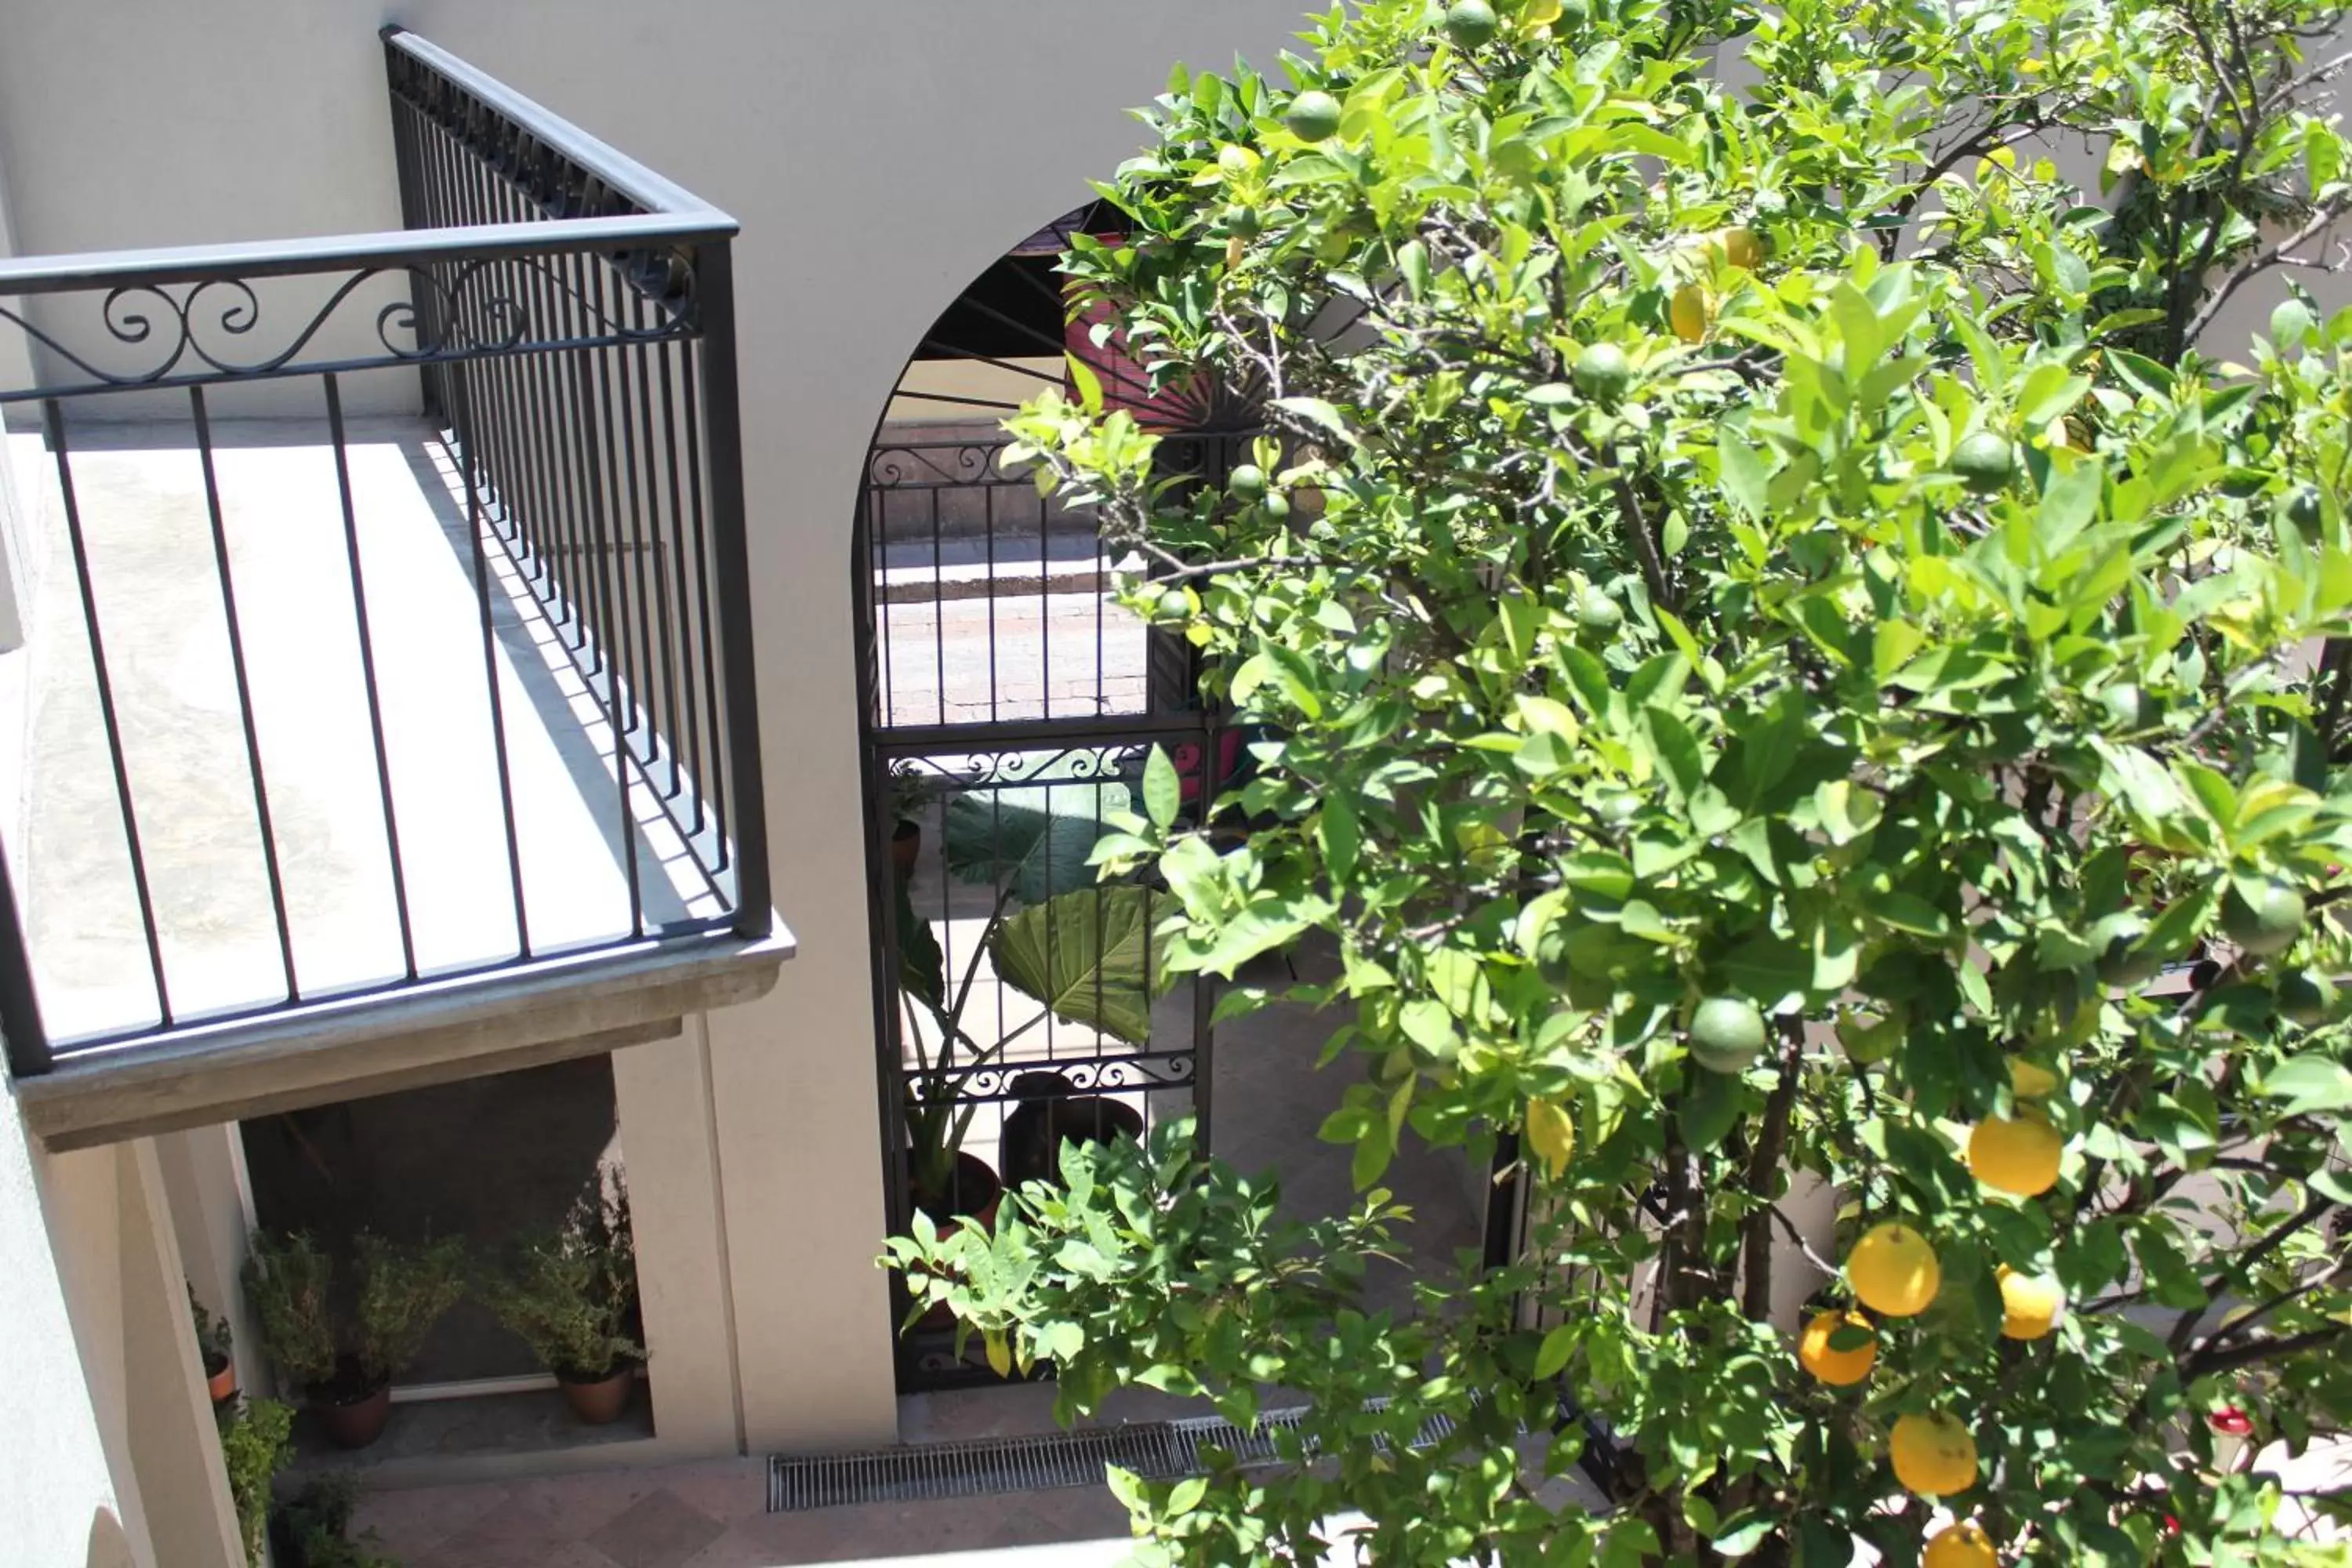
[242,1229,466,1450]
[999,1069,1145,1190]
[892,750,1174,1243]
[214,1397,292,1568]
[271,1474,397,1568]
[477,1175,644,1425]
[189,1283,238,1405]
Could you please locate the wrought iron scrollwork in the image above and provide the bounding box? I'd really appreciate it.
[866,441,1009,490]
[0,254,700,403]
[916,1052,1197,1106]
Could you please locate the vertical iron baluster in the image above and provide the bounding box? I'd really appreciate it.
[694,245,768,930]
[930,485,946,728]
[677,332,730,875]
[41,401,172,1029]
[985,481,999,724]
[443,370,533,958]
[190,389,300,1004]
[589,257,644,750]
[655,335,701,811]
[0,835,53,1076]
[616,285,662,768]
[324,376,417,981]
[631,298,684,801]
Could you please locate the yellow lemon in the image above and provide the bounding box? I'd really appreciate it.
[1849,1222,1941,1317]
[1670,282,1711,343]
[1890,1411,1980,1497]
[1526,1097,1576,1178]
[1797,1309,1878,1386]
[1924,1521,1998,1568]
[2006,1056,2059,1100]
[1969,1112,2063,1197]
[1997,1267,2064,1340]
[1712,226,1764,270]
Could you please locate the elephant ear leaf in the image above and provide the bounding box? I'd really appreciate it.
[989,886,1174,1046]
[893,871,946,1011]
[942,750,1134,904]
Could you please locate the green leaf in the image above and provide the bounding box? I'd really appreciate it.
[1168,1476,1208,1516]
[2263,1055,2352,1114]
[1718,428,1772,521]
[990,886,1175,1044]
[1142,746,1181,833]
[1535,1322,1577,1379]
[1270,395,1359,446]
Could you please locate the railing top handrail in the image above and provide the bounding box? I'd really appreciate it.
[0,27,738,299]
[381,27,730,225]
[0,212,735,297]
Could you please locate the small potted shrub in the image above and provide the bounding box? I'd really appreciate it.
[189,1283,238,1405]
[214,1397,292,1568]
[271,1474,396,1568]
[243,1229,466,1450]
[477,1177,644,1424]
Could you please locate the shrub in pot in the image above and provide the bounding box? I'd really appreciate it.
[243,1229,466,1450]
[189,1283,238,1405]
[214,1397,292,1568]
[271,1473,396,1568]
[477,1176,644,1424]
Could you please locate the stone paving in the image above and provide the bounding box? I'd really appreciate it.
[352,1457,1134,1568]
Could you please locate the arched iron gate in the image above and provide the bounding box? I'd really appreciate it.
[854,208,1254,1389]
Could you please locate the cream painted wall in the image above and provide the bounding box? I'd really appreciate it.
[0,0,1315,1450]
[381,0,1320,1451]
[0,1081,151,1568]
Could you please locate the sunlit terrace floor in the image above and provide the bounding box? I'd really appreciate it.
[2,416,724,1051]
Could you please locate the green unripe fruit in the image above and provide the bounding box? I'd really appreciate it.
[1951,430,2017,495]
[1444,0,1501,47]
[2277,968,2337,1027]
[2100,683,2156,732]
[1260,492,1292,521]
[2089,910,2160,987]
[1575,585,1623,633]
[1225,203,1265,239]
[1285,91,1344,143]
[1228,464,1269,501]
[1156,589,1192,620]
[1690,996,1769,1074]
[1573,342,1633,401]
[2223,880,2307,959]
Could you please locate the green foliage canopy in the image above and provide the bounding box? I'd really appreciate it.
[898,0,2352,1562]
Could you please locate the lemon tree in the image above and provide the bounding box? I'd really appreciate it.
[890,0,2352,1560]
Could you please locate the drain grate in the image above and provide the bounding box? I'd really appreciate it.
[768,1399,1463,1512]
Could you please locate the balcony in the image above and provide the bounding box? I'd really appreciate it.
[0,29,789,1148]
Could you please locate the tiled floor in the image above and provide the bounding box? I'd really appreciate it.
[352,1458,1134,1568]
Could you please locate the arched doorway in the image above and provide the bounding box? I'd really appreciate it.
[853,205,1253,1391]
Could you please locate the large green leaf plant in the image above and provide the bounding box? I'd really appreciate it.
[890,0,2352,1562]
[895,753,1178,1212]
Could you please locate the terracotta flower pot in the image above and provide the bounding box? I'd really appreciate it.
[556,1363,637,1425]
[204,1353,238,1406]
[1002,1092,1145,1189]
[310,1380,391,1450]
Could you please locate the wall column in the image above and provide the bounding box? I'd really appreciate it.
[116,1138,242,1568]
[611,1017,744,1454]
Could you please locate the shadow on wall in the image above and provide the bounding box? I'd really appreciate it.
[239,1054,623,1382]
[85,1508,133,1568]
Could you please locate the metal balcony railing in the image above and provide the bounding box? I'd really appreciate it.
[0,28,769,1080]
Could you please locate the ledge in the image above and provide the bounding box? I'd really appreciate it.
[12,926,793,1150]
